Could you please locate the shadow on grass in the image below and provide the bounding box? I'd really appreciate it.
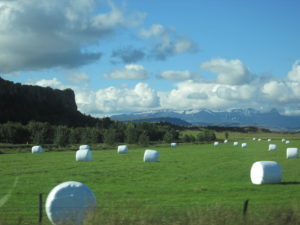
[280,181,300,185]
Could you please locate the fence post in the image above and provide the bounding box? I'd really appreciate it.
[39,193,43,224]
[243,199,249,217]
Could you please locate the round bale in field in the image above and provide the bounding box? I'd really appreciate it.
[257,138,262,141]
[214,141,219,146]
[233,141,239,146]
[45,181,97,225]
[224,139,228,143]
[117,145,128,154]
[252,137,256,141]
[76,149,92,162]
[143,149,159,162]
[79,145,90,150]
[241,143,247,148]
[285,140,290,144]
[287,148,298,159]
[268,144,277,151]
[282,138,286,142]
[250,161,282,184]
[267,138,272,142]
[32,145,43,154]
[170,142,177,147]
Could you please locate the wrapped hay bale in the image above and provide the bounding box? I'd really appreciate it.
[241,143,247,148]
[45,181,97,225]
[287,148,298,159]
[117,145,128,154]
[170,143,177,147]
[76,149,92,162]
[267,138,272,142]
[32,145,43,154]
[143,149,159,162]
[213,141,219,146]
[285,140,290,144]
[79,145,90,150]
[250,161,282,184]
[252,137,256,141]
[282,138,286,142]
[258,138,262,141]
[224,139,228,143]
[233,141,239,146]
[268,144,277,151]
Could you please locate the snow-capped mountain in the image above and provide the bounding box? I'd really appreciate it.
[111,108,300,131]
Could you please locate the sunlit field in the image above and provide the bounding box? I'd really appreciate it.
[1,135,300,224]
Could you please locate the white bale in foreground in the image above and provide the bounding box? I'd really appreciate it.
[268,144,277,151]
[233,141,239,146]
[267,138,272,142]
[224,139,228,143]
[117,145,128,154]
[286,140,290,144]
[79,145,90,150]
[250,161,282,184]
[143,149,159,162]
[170,142,177,147]
[214,141,219,146]
[287,148,298,159]
[282,138,286,142]
[32,145,43,154]
[76,149,92,162]
[45,181,97,225]
[241,143,247,148]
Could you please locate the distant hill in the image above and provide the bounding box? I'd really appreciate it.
[0,77,99,126]
[114,116,191,126]
[111,108,300,131]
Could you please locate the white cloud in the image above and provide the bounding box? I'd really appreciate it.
[140,24,198,60]
[288,60,300,82]
[0,0,144,73]
[27,78,64,89]
[67,73,89,84]
[201,58,253,85]
[103,64,148,80]
[159,70,196,80]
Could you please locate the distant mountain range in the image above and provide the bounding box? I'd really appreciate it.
[111,108,300,131]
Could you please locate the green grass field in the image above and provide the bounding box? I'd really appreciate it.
[1,135,300,224]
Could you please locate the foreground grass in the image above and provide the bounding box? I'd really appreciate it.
[1,136,300,224]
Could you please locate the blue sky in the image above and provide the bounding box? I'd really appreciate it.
[1,0,300,116]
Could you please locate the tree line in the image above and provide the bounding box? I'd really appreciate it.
[0,119,217,148]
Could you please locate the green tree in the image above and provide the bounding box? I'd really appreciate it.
[163,131,174,143]
[104,128,117,145]
[225,131,229,139]
[125,123,138,144]
[53,126,70,147]
[138,132,149,146]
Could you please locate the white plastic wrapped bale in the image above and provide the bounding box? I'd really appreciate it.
[258,138,262,141]
[117,145,128,154]
[267,138,272,142]
[32,145,43,154]
[250,161,282,184]
[286,140,290,144]
[170,143,177,147]
[233,141,239,146]
[282,138,286,142]
[76,149,92,162]
[45,181,97,225]
[287,148,298,159]
[79,145,90,150]
[214,141,219,146]
[268,144,277,151]
[143,149,159,162]
[252,137,256,141]
[224,139,228,143]
[241,143,247,148]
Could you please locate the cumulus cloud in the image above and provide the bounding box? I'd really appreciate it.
[158,70,196,81]
[0,0,144,73]
[111,46,145,64]
[201,58,253,85]
[288,60,300,82]
[27,78,64,89]
[140,24,198,60]
[103,64,148,80]
[67,73,90,84]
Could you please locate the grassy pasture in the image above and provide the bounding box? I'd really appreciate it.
[1,136,300,224]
